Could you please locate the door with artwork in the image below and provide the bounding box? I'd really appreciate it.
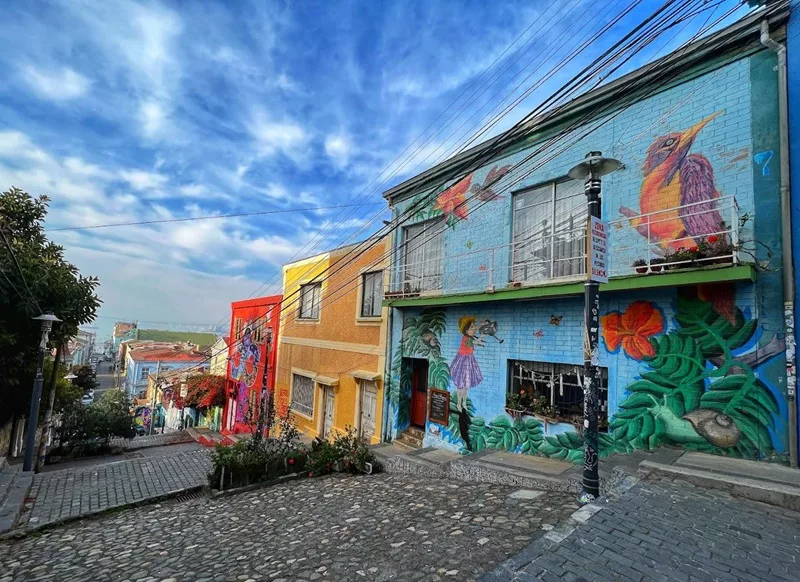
[323,385,335,438]
[360,380,377,441]
[410,359,429,428]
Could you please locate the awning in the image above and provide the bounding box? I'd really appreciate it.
[349,369,381,381]
[314,374,339,386]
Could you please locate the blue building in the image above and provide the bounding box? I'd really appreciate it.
[382,6,796,465]
[123,343,209,399]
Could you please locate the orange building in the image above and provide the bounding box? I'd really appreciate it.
[275,238,388,444]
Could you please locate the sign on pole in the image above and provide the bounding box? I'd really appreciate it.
[587,216,608,283]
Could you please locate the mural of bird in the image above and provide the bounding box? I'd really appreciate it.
[469,164,512,201]
[619,112,725,251]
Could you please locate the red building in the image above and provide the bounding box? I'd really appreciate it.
[222,295,282,434]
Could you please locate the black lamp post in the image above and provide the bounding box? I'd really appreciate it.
[23,312,61,472]
[568,151,621,504]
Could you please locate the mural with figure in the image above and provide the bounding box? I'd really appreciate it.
[619,112,726,251]
[388,287,787,463]
[229,323,260,424]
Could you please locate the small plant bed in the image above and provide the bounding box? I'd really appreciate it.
[208,416,382,492]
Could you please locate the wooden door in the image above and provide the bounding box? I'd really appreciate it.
[410,359,429,428]
[323,386,335,438]
[360,381,377,441]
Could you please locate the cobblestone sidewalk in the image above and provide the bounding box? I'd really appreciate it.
[486,477,800,581]
[110,430,194,451]
[0,473,577,581]
[18,448,210,529]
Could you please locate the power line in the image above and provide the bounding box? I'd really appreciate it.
[45,202,384,232]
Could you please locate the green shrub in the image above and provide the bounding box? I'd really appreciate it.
[209,438,299,490]
[307,426,382,477]
[54,389,135,457]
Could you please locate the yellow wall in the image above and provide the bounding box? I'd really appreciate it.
[275,238,388,444]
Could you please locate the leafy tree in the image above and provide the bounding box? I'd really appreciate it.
[71,364,98,393]
[0,187,101,425]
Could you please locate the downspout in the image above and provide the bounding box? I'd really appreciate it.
[761,20,797,468]
[381,222,396,443]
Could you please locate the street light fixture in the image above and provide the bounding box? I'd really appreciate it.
[567,152,621,504]
[23,312,62,472]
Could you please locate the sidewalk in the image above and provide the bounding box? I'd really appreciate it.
[109,429,194,450]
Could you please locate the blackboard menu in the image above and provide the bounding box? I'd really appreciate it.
[428,388,450,425]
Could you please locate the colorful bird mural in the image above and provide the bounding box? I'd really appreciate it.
[434,173,473,226]
[619,112,725,251]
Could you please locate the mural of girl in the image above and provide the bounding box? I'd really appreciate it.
[451,316,485,412]
[230,325,260,424]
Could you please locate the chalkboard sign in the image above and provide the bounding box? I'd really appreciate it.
[428,388,450,425]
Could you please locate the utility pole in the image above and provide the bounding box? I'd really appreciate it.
[35,343,63,473]
[253,329,274,445]
[568,152,620,504]
[23,313,61,472]
[147,360,161,436]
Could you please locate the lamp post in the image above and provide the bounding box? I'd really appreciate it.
[568,152,621,504]
[23,312,61,472]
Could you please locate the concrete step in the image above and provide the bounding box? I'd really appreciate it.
[396,432,423,450]
[0,469,33,534]
[0,465,19,508]
[639,456,800,510]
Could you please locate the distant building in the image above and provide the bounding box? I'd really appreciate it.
[209,336,229,377]
[123,342,209,399]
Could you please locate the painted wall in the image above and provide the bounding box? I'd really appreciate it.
[223,295,282,434]
[388,282,788,463]
[123,356,200,398]
[390,52,779,295]
[275,239,389,444]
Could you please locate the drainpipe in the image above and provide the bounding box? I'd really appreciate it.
[381,306,394,442]
[761,20,797,468]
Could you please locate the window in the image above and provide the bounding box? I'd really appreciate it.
[291,373,315,417]
[512,180,586,282]
[140,366,151,381]
[252,322,264,343]
[360,271,383,318]
[234,317,243,340]
[402,220,444,293]
[299,283,321,320]
[507,360,608,429]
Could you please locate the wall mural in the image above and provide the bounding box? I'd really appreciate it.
[229,323,260,424]
[390,289,786,463]
[619,112,725,251]
[407,164,512,228]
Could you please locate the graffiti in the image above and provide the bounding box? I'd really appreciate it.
[477,319,503,343]
[601,300,665,360]
[753,150,774,177]
[451,316,485,413]
[549,314,563,326]
[469,164,512,201]
[533,329,544,339]
[619,112,725,251]
[230,323,261,423]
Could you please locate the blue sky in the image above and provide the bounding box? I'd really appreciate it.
[0,0,751,339]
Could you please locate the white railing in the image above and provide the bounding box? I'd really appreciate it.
[385,196,740,299]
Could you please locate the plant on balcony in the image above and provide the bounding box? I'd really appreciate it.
[633,259,648,274]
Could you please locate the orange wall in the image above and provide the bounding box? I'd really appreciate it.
[275,238,388,444]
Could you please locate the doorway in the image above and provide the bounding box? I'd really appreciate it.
[410,358,429,428]
[359,380,377,441]
[322,385,335,438]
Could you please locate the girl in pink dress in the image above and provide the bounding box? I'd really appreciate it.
[450,316,484,411]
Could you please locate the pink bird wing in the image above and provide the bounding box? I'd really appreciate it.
[678,154,725,239]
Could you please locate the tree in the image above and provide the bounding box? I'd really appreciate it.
[71,365,98,393]
[0,187,101,426]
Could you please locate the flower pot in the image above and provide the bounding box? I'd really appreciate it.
[650,265,663,273]
[635,266,648,274]
[505,407,524,420]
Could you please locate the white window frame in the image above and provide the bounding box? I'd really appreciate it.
[140,366,151,381]
[511,180,587,283]
[298,283,321,321]
[359,270,383,319]
[402,219,445,294]
[290,372,315,419]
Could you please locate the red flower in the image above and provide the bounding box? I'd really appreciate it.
[601,301,664,360]
[288,458,294,465]
[707,235,719,243]
[519,389,525,395]
[434,174,473,222]
[308,472,313,478]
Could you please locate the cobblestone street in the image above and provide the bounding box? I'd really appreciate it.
[486,478,800,582]
[0,473,577,582]
[19,446,210,529]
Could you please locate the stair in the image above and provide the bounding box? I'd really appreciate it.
[0,465,33,534]
[395,426,425,450]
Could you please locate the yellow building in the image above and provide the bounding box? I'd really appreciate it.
[275,238,389,444]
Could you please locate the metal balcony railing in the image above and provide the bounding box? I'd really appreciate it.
[385,196,740,299]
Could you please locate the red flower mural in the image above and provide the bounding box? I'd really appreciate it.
[601,301,664,360]
[434,174,472,225]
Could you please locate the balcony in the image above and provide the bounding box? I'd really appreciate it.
[385,196,742,301]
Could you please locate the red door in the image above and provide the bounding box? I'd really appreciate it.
[410,359,429,428]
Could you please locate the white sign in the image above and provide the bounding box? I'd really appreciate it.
[588,216,608,283]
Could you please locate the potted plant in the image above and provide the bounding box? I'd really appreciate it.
[633,259,648,274]
[649,257,666,272]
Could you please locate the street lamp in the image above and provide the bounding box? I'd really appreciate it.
[568,152,621,504]
[23,312,62,472]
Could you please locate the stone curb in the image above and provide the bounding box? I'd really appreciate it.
[206,472,303,498]
[476,474,639,581]
[638,460,800,510]
[0,471,34,535]
[0,483,206,541]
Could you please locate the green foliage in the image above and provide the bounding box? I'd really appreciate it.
[54,389,135,457]
[72,365,98,393]
[307,427,383,476]
[0,187,101,424]
[408,185,445,223]
[210,439,292,490]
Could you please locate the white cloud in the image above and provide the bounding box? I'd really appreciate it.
[139,101,167,138]
[324,134,352,169]
[275,72,300,93]
[178,183,208,197]
[250,111,309,161]
[118,169,168,191]
[22,66,90,101]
